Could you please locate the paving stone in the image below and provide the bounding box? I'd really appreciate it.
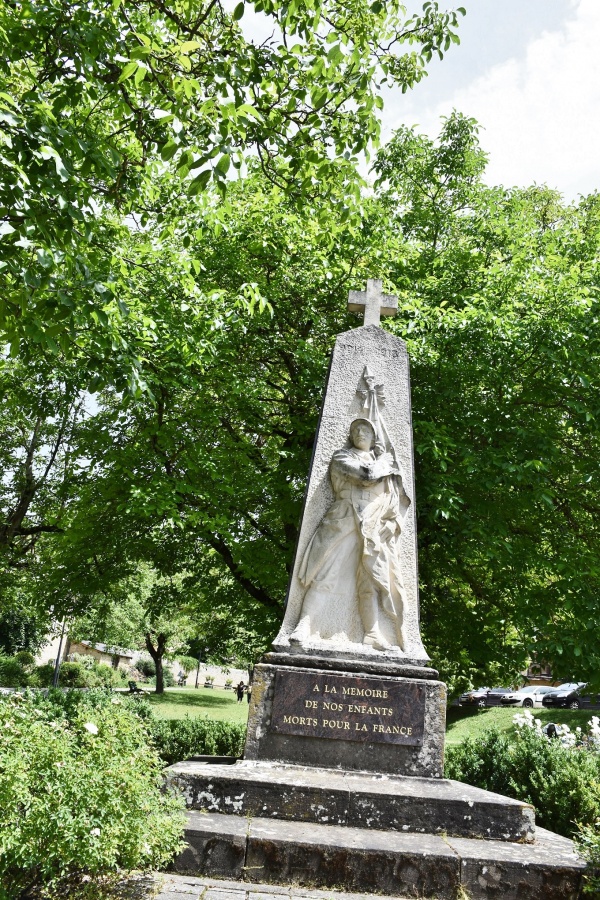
[203,891,247,900]
[158,878,203,894]
[156,893,203,900]
[248,893,290,900]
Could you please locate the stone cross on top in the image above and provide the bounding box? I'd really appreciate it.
[348,278,398,327]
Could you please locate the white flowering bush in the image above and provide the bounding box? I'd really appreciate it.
[445,714,600,838]
[0,690,185,898]
[513,709,600,751]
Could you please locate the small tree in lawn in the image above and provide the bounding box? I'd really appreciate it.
[66,563,197,694]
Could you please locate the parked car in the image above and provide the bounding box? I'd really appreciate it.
[485,687,513,706]
[458,687,490,708]
[500,686,556,708]
[541,682,595,709]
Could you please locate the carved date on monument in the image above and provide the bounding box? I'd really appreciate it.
[270,671,425,746]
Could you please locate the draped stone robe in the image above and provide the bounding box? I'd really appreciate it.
[291,445,410,646]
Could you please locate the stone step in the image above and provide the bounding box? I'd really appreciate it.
[157,873,418,900]
[174,811,584,900]
[166,760,535,843]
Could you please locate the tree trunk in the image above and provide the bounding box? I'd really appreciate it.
[145,631,167,694]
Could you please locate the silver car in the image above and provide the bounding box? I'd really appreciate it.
[500,686,556,708]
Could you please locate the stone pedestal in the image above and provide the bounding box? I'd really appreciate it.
[244,662,446,778]
[167,284,586,896]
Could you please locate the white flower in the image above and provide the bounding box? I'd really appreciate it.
[83,722,98,735]
[90,827,101,837]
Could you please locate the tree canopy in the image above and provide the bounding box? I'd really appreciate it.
[0,0,463,377]
[1,2,598,693]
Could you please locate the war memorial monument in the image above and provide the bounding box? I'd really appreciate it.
[168,281,584,898]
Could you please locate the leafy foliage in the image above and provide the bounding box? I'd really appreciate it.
[0,0,463,365]
[576,822,600,894]
[149,715,246,764]
[445,725,600,838]
[0,690,185,898]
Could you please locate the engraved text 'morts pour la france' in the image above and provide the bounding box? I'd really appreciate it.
[270,670,425,746]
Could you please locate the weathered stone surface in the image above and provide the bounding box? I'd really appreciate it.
[244,664,446,777]
[245,818,458,899]
[173,812,584,900]
[273,324,428,665]
[154,874,419,900]
[263,652,438,680]
[166,760,535,842]
[447,828,585,899]
[173,812,247,878]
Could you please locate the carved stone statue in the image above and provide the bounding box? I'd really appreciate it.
[273,281,429,664]
[290,413,410,652]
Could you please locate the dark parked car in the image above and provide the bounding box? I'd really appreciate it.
[458,687,511,708]
[541,682,596,709]
[486,687,513,706]
[459,687,490,708]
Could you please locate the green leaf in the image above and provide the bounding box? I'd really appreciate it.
[188,169,211,195]
[215,154,231,177]
[233,2,245,20]
[118,61,138,83]
[161,141,179,161]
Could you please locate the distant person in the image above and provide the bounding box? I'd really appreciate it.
[236,681,245,703]
[246,684,251,704]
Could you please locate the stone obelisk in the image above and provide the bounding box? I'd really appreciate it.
[243,279,445,777]
[273,278,428,666]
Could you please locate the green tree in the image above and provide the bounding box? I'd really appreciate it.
[376,113,600,688]
[0,0,463,366]
[6,112,600,694]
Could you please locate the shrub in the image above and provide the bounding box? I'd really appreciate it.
[14,650,35,669]
[0,652,30,688]
[575,822,600,894]
[150,716,247,765]
[137,657,156,678]
[32,661,58,687]
[445,724,600,838]
[0,690,185,898]
[58,660,94,687]
[176,655,199,675]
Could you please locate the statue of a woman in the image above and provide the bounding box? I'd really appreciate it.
[290,417,409,651]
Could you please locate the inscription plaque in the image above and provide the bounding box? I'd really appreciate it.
[270,671,425,746]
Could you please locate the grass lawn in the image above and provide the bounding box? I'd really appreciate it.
[144,686,250,724]
[139,686,598,748]
[446,705,598,746]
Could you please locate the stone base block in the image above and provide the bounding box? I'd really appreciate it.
[446,829,585,899]
[245,819,457,899]
[244,664,445,778]
[173,812,585,900]
[166,760,535,843]
[175,812,247,879]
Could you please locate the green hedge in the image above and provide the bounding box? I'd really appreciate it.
[149,715,246,764]
[445,725,600,839]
